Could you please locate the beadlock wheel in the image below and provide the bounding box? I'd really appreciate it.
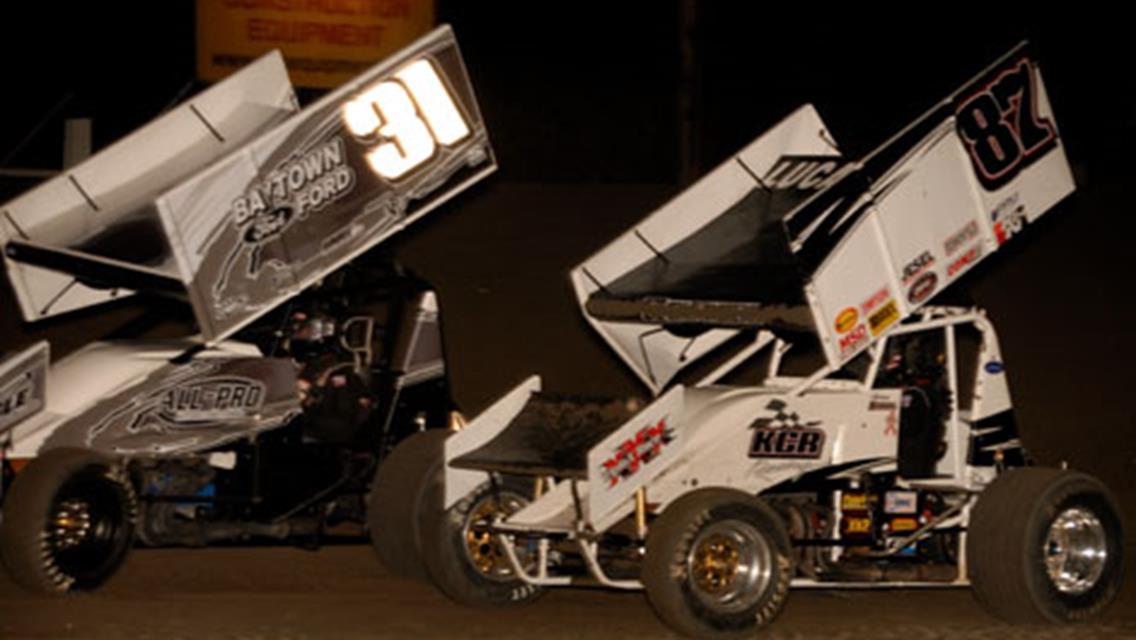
[643,488,793,639]
[1,448,137,594]
[968,467,1123,623]
[1043,506,1109,596]
[686,519,774,614]
[462,489,529,582]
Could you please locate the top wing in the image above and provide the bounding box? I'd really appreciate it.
[0,51,297,321]
[1,25,496,344]
[787,41,1073,366]
[572,42,1073,391]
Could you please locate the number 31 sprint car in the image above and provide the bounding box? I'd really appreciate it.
[0,26,492,593]
[379,43,1124,638]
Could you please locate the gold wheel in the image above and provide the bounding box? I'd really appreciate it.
[460,488,528,582]
[685,519,773,613]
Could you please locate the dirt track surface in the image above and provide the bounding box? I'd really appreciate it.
[1,544,1133,639]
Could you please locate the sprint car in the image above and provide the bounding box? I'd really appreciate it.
[383,43,1124,638]
[0,26,493,593]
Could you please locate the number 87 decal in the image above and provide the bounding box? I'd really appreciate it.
[955,58,1057,191]
[343,59,471,180]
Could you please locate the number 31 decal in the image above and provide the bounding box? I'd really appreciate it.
[343,59,471,180]
[955,58,1058,190]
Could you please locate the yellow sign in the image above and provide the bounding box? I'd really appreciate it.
[197,0,435,89]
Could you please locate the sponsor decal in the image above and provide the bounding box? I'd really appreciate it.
[230,138,357,244]
[834,307,859,334]
[841,492,869,511]
[860,286,890,315]
[215,136,359,297]
[600,418,674,487]
[762,155,851,191]
[870,396,899,437]
[985,361,1005,374]
[868,299,899,337]
[947,243,982,277]
[843,516,872,536]
[869,397,896,412]
[900,251,935,285]
[158,377,266,423]
[748,399,825,459]
[89,365,270,441]
[0,372,34,422]
[884,491,919,514]
[944,219,980,255]
[838,324,869,358]
[907,272,937,305]
[994,207,1028,245]
[79,361,301,456]
[889,516,919,532]
[991,193,1023,223]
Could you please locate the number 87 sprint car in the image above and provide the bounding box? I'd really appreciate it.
[385,43,1123,638]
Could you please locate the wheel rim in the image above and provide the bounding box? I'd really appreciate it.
[1044,506,1108,595]
[462,489,529,582]
[45,468,130,589]
[686,519,773,613]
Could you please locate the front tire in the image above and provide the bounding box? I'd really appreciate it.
[643,488,793,639]
[421,477,542,606]
[0,448,137,594]
[968,467,1124,623]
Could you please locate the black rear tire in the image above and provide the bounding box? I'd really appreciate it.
[643,488,793,639]
[421,476,543,606]
[368,429,448,580]
[0,448,136,594]
[968,467,1124,623]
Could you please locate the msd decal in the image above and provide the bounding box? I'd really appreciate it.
[749,399,825,459]
[838,324,869,358]
[600,418,674,487]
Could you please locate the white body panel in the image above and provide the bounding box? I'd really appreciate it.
[586,386,684,522]
[5,340,263,459]
[443,375,541,508]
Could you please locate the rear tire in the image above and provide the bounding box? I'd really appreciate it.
[643,488,793,639]
[421,477,542,606]
[0,448,136,594]
[368,429,448,580]
[968,467,1124,623]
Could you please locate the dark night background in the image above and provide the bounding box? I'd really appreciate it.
[0,4,1133,512]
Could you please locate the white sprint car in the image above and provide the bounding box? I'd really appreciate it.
[381,42,1123,638]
